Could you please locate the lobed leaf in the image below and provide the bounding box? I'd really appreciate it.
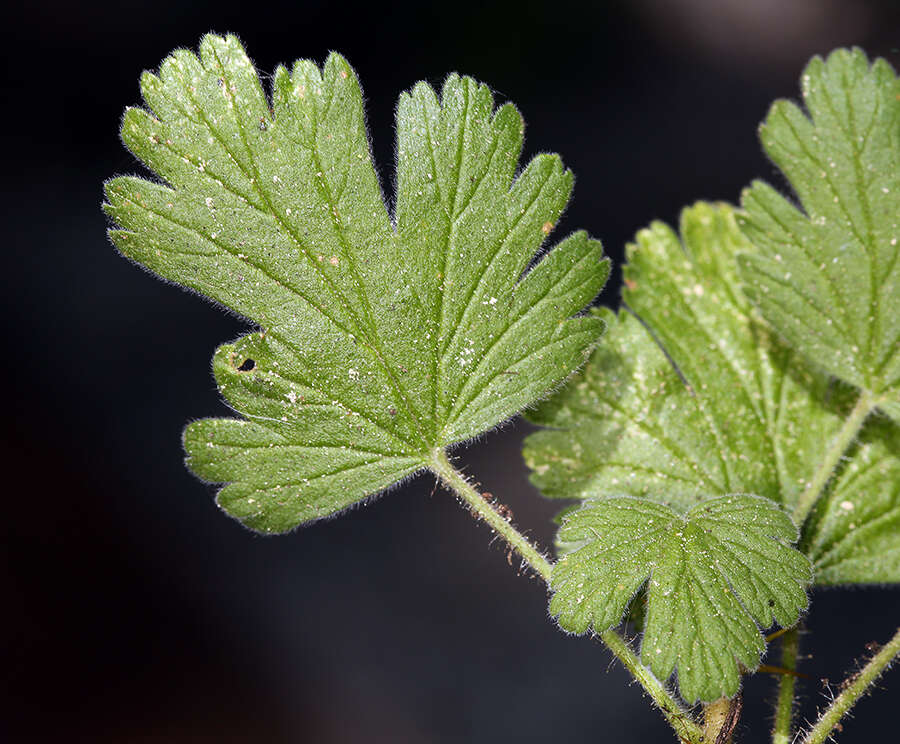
[551,495,811,703]
[525,202,840,513]
[737,48,900,421]
[105,35,608,532]
[524,202,865,699]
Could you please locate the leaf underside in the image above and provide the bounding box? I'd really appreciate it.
[105,34,608,532]
[737,48,900,422]
[526,198,900,593]
[526,203,840,514]
[526,203,818,700]
[805,417,900,585]
[551,495,811,704]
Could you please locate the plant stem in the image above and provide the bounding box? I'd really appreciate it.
[428,447,552,582]
[772,627,801,744]
[792,389,878,526]
[429,447,703,744]
[599,630,705,744]
[703,695,740,744]
[800,627,900,744]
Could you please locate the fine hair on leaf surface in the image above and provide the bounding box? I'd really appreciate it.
[104,34,608,533]
[525,203,844,516]
[737,48,900,423]
[551,494,811,704]
[526,203,818,701]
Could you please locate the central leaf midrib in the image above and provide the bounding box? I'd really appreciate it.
[437,159,555,418]
[770,349,796,506]
[683,548,756,662]
[436,106,509,361]
[424,81,465,433]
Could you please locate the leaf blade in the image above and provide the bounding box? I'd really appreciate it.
[525,202,843,700]
[737,48,900,419]
[551,495,812,703]
[525,203,839,513]
[107,35,608,532]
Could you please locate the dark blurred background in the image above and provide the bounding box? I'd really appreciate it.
[4,1,899,741]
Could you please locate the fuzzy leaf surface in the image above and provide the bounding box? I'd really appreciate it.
[104,35,607,532]
[737,49,900,421]
[526,203,826,699]
[551,495,811,703]
[525,203,839,513]
[806,418,900,584]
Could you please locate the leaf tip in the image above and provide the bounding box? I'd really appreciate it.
[324,51,355,82]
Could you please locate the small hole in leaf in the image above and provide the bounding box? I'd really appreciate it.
[768,599,775,607]
[237,358,256,372]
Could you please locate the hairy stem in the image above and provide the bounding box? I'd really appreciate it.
[599,630,704,744]
[429,447,552,581]
[792,389,878,525]
[772,627,801,744]
[428,447,703,744]
[703,695,740,744]
[800,627,900,744]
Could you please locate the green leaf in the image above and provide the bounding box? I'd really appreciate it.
[805,418,900,584]
[105,35,608,532]
[551,495,811,703]
[737,48,900,422]
[525,202,840,514]
[525,203,825,700]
